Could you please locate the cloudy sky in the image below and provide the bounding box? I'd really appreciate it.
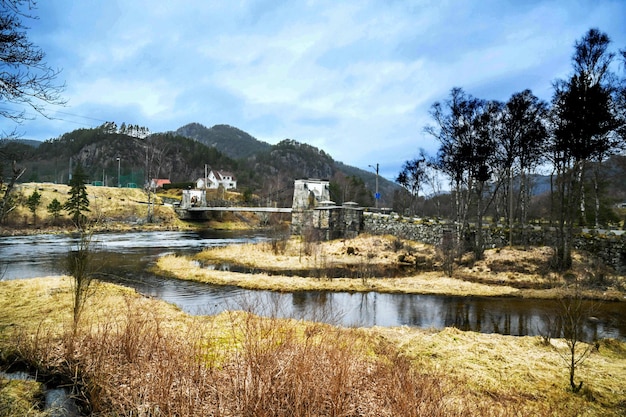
[10,0,626,180]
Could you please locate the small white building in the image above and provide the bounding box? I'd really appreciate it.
[200,170,237,190]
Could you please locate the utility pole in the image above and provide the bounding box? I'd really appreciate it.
[369,163,380,209]
[117,157,121,187]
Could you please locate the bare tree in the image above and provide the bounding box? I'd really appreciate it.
[427,88,484,249]
[549,29,622,270]
[143,134,169,223]
[66,230,97,348]
[498,90,548,246]
[0,159,25,222]
[427,88,500,259]
[556,279,596,393]
[396,150,427,216]
[1,0,65,222]
[1,0,66,130]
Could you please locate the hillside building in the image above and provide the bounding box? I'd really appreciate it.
[197,170,237,190]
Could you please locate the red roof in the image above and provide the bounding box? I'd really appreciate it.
[152,179,171,187]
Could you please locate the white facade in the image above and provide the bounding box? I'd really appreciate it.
[205,170,237,190]
[292,179,331,210]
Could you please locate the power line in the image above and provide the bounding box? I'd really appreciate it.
[51,110,107,123]
[0,106,104,128]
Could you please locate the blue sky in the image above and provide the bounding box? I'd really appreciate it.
[9,0,626,181]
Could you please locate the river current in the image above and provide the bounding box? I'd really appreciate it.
[1,230,624,340]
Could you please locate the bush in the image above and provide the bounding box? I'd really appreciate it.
[267,224,290,255]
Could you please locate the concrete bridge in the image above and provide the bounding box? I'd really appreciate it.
[185,206,292,213]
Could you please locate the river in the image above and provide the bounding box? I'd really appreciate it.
[1,230,625,341]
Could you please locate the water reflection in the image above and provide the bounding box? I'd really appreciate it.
[1,231,625,340]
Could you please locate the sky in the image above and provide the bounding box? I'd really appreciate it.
[6,0,626,181]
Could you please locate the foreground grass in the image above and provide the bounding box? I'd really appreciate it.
[1,277,625,416]
[0,378,45,417]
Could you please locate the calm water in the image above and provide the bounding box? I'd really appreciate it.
[1,230,625,340]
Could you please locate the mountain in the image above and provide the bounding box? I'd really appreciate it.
[4,127,238,186]
[174,123,400,207]
[175,123,271,159]
[2,123,400,208]
[6,122,626,215]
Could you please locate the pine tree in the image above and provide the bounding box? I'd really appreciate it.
[47,198,63,224]
[25,190,41,225]
[64,162,90,228]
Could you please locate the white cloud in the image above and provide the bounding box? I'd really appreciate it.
[69,77,177,118]
[13,0,626,179]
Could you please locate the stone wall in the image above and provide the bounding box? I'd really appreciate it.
[362,212,626,274]
[292,179,331,210]
[292,204,364,240]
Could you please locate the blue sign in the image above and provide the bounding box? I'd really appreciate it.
[375,192,380,200]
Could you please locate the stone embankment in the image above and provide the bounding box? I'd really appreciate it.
[363,212,626,274]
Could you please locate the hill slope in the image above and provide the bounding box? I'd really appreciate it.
[2,123,400,208]
[175,123,271,159]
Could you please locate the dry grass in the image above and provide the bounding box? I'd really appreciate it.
[375,326,626,415]
[3,277,624,416]
[2,183,186,233]
[196,234,431,271]
[0,377,45,417]
[157,254,518,296]
[173,234,626,299]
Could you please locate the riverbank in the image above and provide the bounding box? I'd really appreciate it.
[0,182,265,236]
[1,276,625,416]
[155,234,626,300]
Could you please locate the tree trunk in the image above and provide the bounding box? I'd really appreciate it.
[475,182,485,260]
[0,161,26,223]
[592,161,601,228]
[578,164,586,226]
[508,167,514,247]
[520,169,528,247]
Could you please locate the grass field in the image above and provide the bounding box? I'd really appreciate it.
[1,277,625,416]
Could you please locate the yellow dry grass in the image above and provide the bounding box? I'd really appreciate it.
[0,377,45,417]
[196,234,423,270]
[0,276,191,343]
[173,234,626,299]
[1,277,625,415]
[157,254,518,296]
[3,183,185,232]
[374,326,626,415]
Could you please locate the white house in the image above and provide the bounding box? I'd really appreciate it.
[199,170,237,190]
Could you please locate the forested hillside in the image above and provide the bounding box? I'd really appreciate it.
[3,127,238,187]
[175,123,272,159]
[1,123,399,208]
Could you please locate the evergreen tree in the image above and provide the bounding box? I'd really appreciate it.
[25,189,41,224]
[47,198,63,224]
[64,162,90,228]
